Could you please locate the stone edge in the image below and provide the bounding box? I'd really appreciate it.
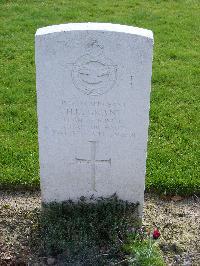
[35,22,153,40]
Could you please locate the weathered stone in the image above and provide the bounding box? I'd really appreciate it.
[35,23,153,216]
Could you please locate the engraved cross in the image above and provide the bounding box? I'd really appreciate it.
[75,141,111,191]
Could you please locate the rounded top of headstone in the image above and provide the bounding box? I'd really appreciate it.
[35,22,153,40]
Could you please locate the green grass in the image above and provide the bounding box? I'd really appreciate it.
[0,0,200,195]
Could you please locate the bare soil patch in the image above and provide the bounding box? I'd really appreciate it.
[143,194,200,265]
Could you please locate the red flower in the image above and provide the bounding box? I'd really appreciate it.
[153,228,160,239]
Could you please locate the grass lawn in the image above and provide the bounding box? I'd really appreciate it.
[0,0,200,195]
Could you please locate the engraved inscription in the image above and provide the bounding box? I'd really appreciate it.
[44,99,136,139]
[72,41,117,96]
[76,141,111,191]
[62,100,133,138]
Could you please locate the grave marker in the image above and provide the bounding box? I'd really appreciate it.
[35,23,153,215]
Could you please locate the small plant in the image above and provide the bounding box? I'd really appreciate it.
[153,228,161,240]
[30,196,165,265]
[31,194,140,264]
[124,226,165,265]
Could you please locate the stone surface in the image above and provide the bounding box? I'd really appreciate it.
[35,23,153,214]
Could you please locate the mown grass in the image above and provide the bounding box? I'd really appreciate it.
[0,0,200,195]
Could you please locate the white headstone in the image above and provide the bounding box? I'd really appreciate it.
[35,23,153,215]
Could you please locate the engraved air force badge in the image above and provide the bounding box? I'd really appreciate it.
[72,40,117,96]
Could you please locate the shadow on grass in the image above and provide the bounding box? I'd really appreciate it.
[31,194,140,265]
